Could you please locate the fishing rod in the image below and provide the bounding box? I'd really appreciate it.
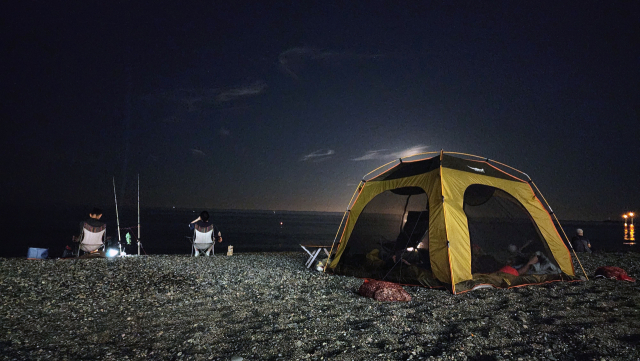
[137,173,141,256]
[113,177,122,255]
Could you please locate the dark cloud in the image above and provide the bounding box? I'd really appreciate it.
[216,81,267,102]
[189,148,206,157]
[278,47,383,80]
[146,81,266,112]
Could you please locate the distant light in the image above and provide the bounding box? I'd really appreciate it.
[623,215,628,219]
[406,247,415,252]
[280,222,283,225]
[106,248,119,258]
[630,212,635,217]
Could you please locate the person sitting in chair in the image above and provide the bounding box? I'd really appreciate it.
[189,211,222,256]
[73,208,106,244]
[71,207,107,256]
[571,228,592,253]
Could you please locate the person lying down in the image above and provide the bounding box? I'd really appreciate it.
[498,251,560,276]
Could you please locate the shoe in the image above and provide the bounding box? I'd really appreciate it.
[194,249,200,257]
[205,250,211,256]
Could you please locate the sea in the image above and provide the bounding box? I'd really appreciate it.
[3,206,638,258]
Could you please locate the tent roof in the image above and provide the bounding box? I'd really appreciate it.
[369,153,527,183]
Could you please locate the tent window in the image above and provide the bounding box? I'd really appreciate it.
[464,184,557,274]
[343,187,430,271]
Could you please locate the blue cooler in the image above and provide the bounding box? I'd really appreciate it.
[27,248,48,260]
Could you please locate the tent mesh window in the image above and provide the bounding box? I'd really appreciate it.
[464,184,558,274]
[342,187,430,273]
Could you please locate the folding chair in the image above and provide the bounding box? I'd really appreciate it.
[300,244,331,268]
[191,224,215,256]
[77,223,106,256]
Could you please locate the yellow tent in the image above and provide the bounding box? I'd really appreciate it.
[327,151,578,293]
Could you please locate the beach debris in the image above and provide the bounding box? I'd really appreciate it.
[358,279,412,302]
[315,259,328,272]
[594,266,636,282]
[227,246,233,256]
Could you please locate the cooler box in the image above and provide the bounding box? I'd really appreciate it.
[27,248,48,260]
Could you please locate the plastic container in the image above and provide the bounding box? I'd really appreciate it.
[27,248,48,260]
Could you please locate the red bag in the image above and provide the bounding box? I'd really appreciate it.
[594,266,636,282]
[358,279,412,302]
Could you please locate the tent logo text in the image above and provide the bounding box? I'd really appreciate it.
[467,166,485,173]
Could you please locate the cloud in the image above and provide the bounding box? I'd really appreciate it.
[393,145,431,159]
[149,89,217,112]
[146,80,267,112]
[351,149,389,161]
[216,81,267,102]
[189,148,206,156]
[352,145,430,161]
[278,47,382,80]
[161,116,183,124]
[301,149,335,162]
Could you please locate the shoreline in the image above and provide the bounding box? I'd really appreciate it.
[3,205,637,260]
[1,252,639,360]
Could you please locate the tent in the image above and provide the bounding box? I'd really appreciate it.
[327,151,581,293]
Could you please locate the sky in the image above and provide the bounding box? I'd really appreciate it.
[1,1,639,220]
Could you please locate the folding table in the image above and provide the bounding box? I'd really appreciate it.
[300,245,331,268]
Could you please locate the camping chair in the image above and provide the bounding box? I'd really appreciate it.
[389,211,429,265]
[400,211,429,246]
[77,223,106,256]
[191,224,215,256]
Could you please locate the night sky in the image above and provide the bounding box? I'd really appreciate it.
[2,2,639,220]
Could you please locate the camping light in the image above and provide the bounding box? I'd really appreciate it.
[406,247,415,252]
[106,248,119,258]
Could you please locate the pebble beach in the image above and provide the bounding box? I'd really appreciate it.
[1,252,639,361]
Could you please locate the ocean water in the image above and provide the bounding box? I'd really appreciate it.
[3,206,637,258]
[3,207,343,258]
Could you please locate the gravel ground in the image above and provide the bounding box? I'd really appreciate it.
[0,252,639,361]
